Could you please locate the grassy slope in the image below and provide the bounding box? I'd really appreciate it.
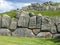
[0,36,60,45]
[0,10,60,18]
[0,10,16,18]
[29,10,60,17]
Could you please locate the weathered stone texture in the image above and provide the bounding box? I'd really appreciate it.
[9,18,18,31]
[2,14,11,28]
[37,32,52,38]
[29,16,36,28]
[32,29,40,35]
[36,14,42,28]
[12,28,35,37]
[53,34,60,38]
[0,29,11,36]
[0,16,2,28]
[41,16,51,31]
[18,11,30,28]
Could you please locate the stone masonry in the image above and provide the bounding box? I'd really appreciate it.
[0,11,60,38]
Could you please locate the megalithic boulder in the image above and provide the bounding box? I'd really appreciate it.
[2,14,11,28]
[18,11,30,28]
[29,16,36,29]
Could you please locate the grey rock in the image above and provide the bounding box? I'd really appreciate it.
[42,16,51,24]
[29,16,36,28]
[20,11,29,17]
[50,17,60,25]
[0,29,11,36]
[36,14,42,28]
[41,16,51,31]
[57,24,60,32]
[12,28,35,37]
[18,14,30,28]
[2,14,11,28]
[16,9,21,19]
[37,32,52,38]
[41,24,51,31]
[53,34,60,38]
[32,29,40,35]
[0,16,2,28]
[50,24,57,34]
[9,18,18,31]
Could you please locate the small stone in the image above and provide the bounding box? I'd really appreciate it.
[32,29,40,35]
[37,32,52,38]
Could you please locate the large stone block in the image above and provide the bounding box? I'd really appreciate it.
[32,29,40,35]
[29,16,36,28]
[2,14,11,28]
[50,17,60,25]
[0,29,11,36]
[41,16,51,31]
[18,11,30,28]
[37,32,52,38]
[0,16,2,28]
[42,16,51,24]
[9,18,18,31]
[41,24,51,31]
[12,28,35,37]
[50,24,57,34]
[36,14,42,28]
[57,24,60,32]
[53,34,60,39]
[18,16,30,28]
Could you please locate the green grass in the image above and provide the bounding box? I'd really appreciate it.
[0,36,59,45]
[0,10,60,18]
[0,10,16,18]
[29,10,60,17]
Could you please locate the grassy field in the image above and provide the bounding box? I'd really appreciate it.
[0,10,60,18]
[0,36,60,45]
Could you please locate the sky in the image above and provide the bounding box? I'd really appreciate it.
[0,0,60,13]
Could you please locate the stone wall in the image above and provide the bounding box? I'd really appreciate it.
[0,11,60,38]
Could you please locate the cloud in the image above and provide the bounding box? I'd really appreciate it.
[0,0,31,13]
[0,0,60,13]
[6,0,60,3]
[0,0,14,13]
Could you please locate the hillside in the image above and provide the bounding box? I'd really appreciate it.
[0,10,16,18]
[22,2,60,11]
[0,10,60,18]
